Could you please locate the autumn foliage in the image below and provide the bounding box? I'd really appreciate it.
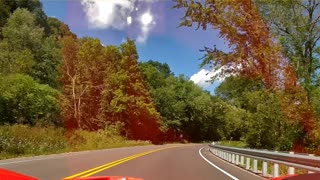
[60,37,161,142]
[174,0,317,149]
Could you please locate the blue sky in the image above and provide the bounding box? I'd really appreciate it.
[42,0,229,93]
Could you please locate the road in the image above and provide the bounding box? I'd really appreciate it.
[0,144,262,180]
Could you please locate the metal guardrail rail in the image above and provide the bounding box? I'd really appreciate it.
[209,143,320,178]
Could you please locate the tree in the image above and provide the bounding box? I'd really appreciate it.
[255,0,320,103]
[139,60,173,89]
[0,0,47,33]
[174,0,289,89]
[60,36,81,129]
[0,8,42,76]
[215,75,264,108]
[0,8,61,87]
[76,37,107,129]
[47,17,76,39]
[244,90,302,150]
[60,37,107,129]
[101,39,162,142]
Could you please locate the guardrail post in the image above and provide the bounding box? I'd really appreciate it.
[273,151,279,178]
[308,154,315,174]
[229,153,232,162]
[288,152,295,175]
[235,154,239,165]
[262,161,268,177]
[240,156,244,166]
[273,163,279,177]
[232,154,235,163]
[253,159,258,173]
[246,157,250,170]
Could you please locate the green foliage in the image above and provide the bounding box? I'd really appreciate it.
[0,74,61,125]
[0,8,61,87]
[47,17,76,39]
[255,0,320,102]
[0,0,50,36]
[311,88,320,119]
[100,39,161,141]
[244,90,302,150]
[140,61,224,142]
[139,60,172,89]
[215,76,264,107]
[2,8,43,51]
[215,75,303,150]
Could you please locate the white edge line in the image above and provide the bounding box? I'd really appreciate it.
[0,156,60,166]
[199,147,239,180]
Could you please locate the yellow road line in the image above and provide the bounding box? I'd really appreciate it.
[63,146,179,179]
[63,153,144,179]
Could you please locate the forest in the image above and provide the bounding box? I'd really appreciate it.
[0,0,320,158]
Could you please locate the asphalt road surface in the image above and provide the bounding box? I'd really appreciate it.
[0,144,263,180]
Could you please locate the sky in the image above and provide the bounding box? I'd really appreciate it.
[41,0,229,93]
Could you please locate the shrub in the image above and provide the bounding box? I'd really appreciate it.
[0,74,61,125]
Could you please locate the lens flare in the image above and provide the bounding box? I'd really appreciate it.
[141,12,153,26]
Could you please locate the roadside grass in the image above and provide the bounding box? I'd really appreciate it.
[0,124,150,160]
[219,140,247,148]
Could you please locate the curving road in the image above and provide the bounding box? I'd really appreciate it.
[0,144,262,180]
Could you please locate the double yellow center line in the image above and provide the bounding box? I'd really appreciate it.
[63,146,179,179]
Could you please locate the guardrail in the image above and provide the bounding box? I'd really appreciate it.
[209,143,320,178]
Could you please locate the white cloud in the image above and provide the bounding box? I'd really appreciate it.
[127,16,132,25]
[190,69,216,88]
[190,67,229,88]
[137,23,150,43]
[81,0,134,29]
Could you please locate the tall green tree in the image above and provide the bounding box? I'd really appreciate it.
[255,0,320,103]
[0,0,47,33]
[60,37,107,129]
[101,39,162,141]
[0,8,61,87]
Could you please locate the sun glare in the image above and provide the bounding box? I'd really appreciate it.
[141,12,153,26]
